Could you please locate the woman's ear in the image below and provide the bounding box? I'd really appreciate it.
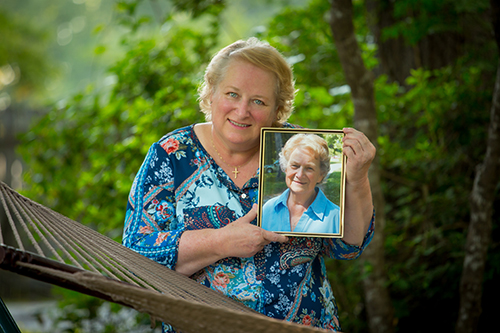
[272,105,281,127]
[275,105,281,115]
[209,90,215,105]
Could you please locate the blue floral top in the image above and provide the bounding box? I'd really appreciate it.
[122,124,375,332]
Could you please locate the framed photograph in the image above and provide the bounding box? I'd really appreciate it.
[257,128,346,238]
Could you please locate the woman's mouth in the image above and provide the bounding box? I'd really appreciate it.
[229,119,250,128]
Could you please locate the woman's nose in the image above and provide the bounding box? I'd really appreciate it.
[296,167,304,178]
[235,99,251,116]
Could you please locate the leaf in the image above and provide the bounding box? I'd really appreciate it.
[94,45,106,55]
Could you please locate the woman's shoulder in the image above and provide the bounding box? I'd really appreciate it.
[263,194,279,209]
[263,189,288,210]
[157,124,195,144]
[282,122,303,129]
[152,124,202,154]
[141,124,203,165]
[315,188,340,210]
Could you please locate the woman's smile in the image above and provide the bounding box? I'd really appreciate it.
[285,147,324,198]
[228,119,250,128]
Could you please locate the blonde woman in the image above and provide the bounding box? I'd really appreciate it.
[123,38,376,332]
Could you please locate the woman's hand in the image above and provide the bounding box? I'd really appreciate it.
[218,204,288,258]
[176,205,287,276]
[342,127,376,186]
[342,127,376,246]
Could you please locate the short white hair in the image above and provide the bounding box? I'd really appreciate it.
[279,134,330,181]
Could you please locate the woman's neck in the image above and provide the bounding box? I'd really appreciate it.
[211,127,259,162]
[287,189,318,231]
[287,188,317,210]
[194,123,259,188]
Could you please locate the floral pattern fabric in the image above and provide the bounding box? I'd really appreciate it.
[122,124,375,332]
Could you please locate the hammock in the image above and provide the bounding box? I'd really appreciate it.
[0,182,328,332]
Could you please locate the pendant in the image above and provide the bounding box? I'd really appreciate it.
[232,167,240,179]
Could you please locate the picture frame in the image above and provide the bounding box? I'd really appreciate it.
[257,128,346,238]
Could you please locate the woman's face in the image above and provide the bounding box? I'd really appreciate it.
[285,147,324,198]
[210,59,277,151]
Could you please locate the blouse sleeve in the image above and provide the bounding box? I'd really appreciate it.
[321,210,375,260]
[122,142,183,270]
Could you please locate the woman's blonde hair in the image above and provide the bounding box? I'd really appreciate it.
[279,134,331,182]
[198,37,295,126]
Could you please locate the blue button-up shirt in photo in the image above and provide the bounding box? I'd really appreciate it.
[261,187,340,234]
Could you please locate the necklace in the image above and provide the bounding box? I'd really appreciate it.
[211,138,253,179]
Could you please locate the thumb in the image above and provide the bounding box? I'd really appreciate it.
[239,204,258,224]
[263,230,289,243]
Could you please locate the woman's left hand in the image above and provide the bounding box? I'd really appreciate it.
[341,127,376,245]
[342,127,376,186]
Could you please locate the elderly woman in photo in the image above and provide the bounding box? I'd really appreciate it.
[262,134,340,234]
[122,37,376,332]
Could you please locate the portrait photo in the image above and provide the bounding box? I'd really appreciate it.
[258,128,345,238]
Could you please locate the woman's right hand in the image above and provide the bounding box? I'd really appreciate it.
[175,204,288,276]
[217,204,288,258]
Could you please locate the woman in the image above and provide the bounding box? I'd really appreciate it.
[122,37,376,332]
[261,134,340,234]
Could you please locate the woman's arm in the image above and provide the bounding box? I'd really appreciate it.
[122,143,182,268]
[175,205,288,276]
[341,127,376,246]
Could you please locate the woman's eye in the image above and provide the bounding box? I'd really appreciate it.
[228,92,238,98]
[253,99,265,106]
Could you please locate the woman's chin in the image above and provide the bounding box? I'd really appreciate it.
[289,186,314,197]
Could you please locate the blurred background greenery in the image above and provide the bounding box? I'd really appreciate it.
[0,0,499,332]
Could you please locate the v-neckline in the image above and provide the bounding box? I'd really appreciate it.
[190,123,258,191]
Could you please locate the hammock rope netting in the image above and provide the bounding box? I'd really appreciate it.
[0,182,329,332]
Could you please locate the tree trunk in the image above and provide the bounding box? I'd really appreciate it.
[365,0,474,86]
[456,2,500,331]
[329,1,394,333]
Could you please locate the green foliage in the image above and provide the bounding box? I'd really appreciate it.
[376,61,497,330]
[256,0,378,130]
[170,0,226,18]
[19,26,213,238]
[325,257,368,332]
[0,8,54,103]
[382,0,490,45]
[292,85,351,130]
[260,0,342,87]
[49,288,157,332]
[324,133,343,157]
[322,172,341,205]
[262,172,288,200]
